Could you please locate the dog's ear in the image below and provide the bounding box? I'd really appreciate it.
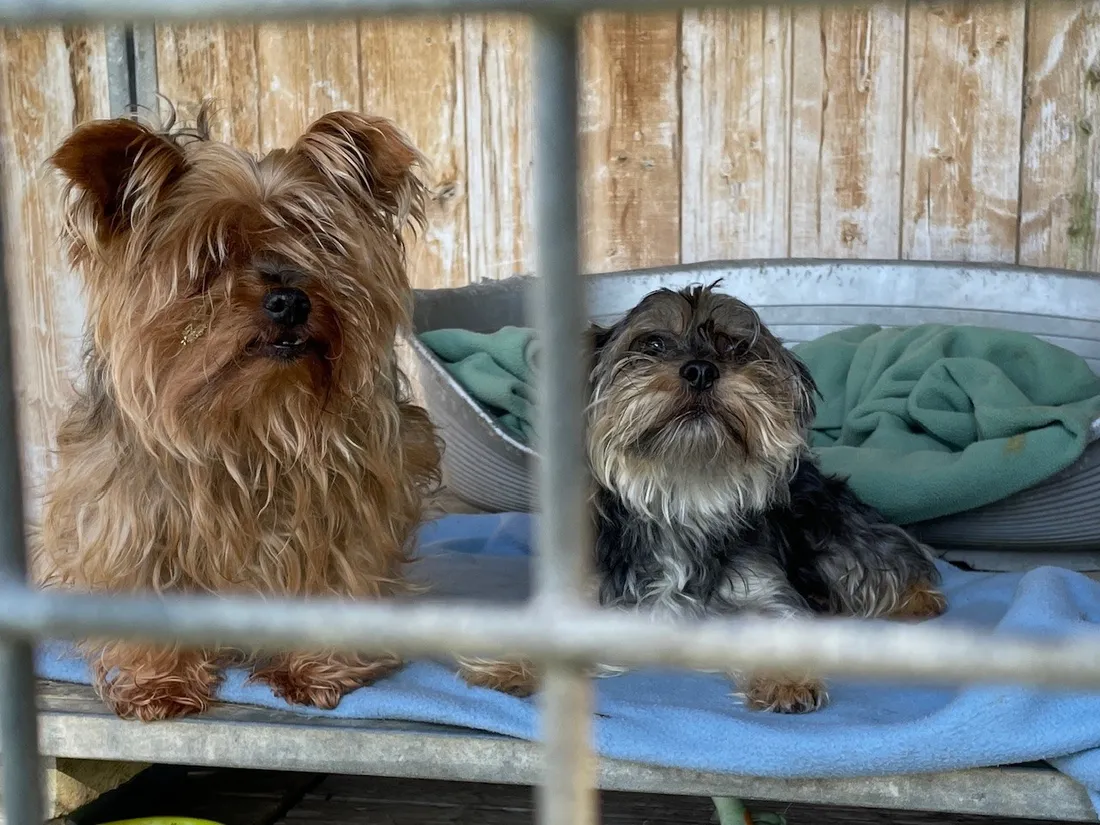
[295,111,427,237]
[589,323,615,354]
[51,118,186,241]
[585,323,616,379]
[786,350,820,430]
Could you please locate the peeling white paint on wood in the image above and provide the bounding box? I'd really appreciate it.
[790,3,905,259]
[1019,0,1100,272]
[681,7,792,262]
[902,1,1027,263]
[463,15,534,281]
[0,26,107,514]
[361,17,469,289]
[579,13,681,273]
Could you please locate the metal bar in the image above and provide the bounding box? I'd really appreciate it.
[0,0,994,23]
[0,191,43,825]
[529,11,591,611]
[529,13,597,825]
[0,642,43,822]
[538,669,596,825]
[14,584,1100,689]
[104,24,132,116]
[31,706,1100,823]
[131,23,160,113]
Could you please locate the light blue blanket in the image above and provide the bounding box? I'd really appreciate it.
[35,513,1100,813]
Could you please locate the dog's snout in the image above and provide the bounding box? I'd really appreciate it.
[263,287,311,327]
[680,359,719,392]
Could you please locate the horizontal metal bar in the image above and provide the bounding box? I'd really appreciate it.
[31,695,1100,822]
[10,584,1100,689]
[0,0,1007,24]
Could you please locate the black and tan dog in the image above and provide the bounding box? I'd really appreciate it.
[461,283,945,712]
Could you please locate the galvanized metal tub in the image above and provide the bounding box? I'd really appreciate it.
[409,260,1100,559]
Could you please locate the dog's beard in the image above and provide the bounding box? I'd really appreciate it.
[633,400,746,467]
[588,367,804,524]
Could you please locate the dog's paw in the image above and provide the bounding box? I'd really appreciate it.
[106,689,211,722]
[93,646,221,722]
[741,675,827,714]
[250,654,402,710]
[99,669,220,721]
[458,658,539,697]
[262,673,346,710]
[889,582,947,621]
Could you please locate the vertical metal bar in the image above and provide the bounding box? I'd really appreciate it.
[539,667,596,825]
[530,13,590,606]
[0,185,42,825]
[104,24,133,116]
[131,22,160,114]
[530,13,597,825]
[0,643,41,825]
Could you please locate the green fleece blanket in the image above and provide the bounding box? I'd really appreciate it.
[419,326,539,443]
[419,323,1100,524]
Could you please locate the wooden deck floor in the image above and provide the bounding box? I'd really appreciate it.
[67,766,1089,825]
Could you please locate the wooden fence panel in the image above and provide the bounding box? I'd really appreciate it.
[579,13,681,273]
[680,7,792,262]
[155,24,261,152]
[1019,0,1100,272]
[790,3,905,258]
[0,26,109,505]
[361,17,469,289]
[463,15,534,282]
[256,21,360,152]
[902,1,1027,262]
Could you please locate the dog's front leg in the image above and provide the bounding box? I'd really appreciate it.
[456,575,609,697]
[249,649,402,709]
[715,559,828,714]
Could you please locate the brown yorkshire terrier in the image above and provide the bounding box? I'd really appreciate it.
[460,284,945,712]
[34,104,441,722]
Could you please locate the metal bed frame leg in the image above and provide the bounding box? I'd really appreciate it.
[0,193,43,825]
[530,13,598,825]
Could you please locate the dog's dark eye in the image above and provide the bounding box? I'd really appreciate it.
[714,333,736,356]
[715,333,752,362]
[636,334,668,354]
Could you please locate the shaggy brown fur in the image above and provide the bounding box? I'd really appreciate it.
[34,103,441,722]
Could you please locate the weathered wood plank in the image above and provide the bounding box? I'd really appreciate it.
[680,8,791,262]
[0,27,108,512]
[462,14,534,281]
[361,18,469,289]
[154,23,261,152]
[256,21,360,153]
[64,27,111,125]
[1019,0,1100,272]
[579,13,681,273]
[902,2,1027,262]
[790,4,906,258]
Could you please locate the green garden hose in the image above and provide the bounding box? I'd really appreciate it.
[712,796,787,825]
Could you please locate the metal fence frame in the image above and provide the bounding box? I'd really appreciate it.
[2,3,1100,825]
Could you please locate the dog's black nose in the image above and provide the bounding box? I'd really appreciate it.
[680,359,719,392]
[263,287,311,327]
